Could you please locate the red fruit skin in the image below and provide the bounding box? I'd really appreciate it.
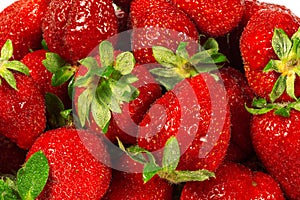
[26,127,111,200]
[240,8,300,102]
[130,0,199,64]
[170,0,244,37]
[180,162,285,199]
[0,134,27,174]
[0,73,46,149]
[103,154,173,200]
[219,67,255,162]
[138,73,231,172]
[42,0,118,64]
[251,110,300,200]
[0,0,49,60]
[21,50,70,106]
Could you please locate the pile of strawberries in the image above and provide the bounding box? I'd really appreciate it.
[0,0,300,199]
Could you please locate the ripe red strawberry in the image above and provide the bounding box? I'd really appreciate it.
[0,134,27,174]
[42,0,118,64]
[240,7,300,102]
[219,67,254,162]
[138,72,231,172]
[26,127,112,200]
[21,50,70,106]
[0,40,46,149]
[215,0,290,71]
[250,108,300,199]
[170,0,244,37]
[130,0,199,64]
[180,162,285,199]
[103,154,173,200]
[0,0,49,60]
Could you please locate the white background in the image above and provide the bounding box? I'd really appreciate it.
[0,0,299,19]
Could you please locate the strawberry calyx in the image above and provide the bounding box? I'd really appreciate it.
[0,40,30,90]
[245,97,300,117]
[74,41,139,133]
[150,39,227,90]
[263,28,300,102]
[118,137,215,184]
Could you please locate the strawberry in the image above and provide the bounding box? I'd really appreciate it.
[131,41,229,176]
[215,0,290,71]
[219,67,255,162]
[240,7,300,102]
[130,0,199,64]
[0,0,49,60]
[0,40,46,149]
[170,0,244,37]
[20,50,71,106]
[103,153,173,200]
[180,162,285,199]
[42,0,118,64]
[248,101,300,200]
[26,127,112,200]
[138,72,231,172]
[0,134,27,174]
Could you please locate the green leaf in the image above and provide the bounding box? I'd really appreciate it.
[203,38,219,51]
[42,53,66,74]
[143,163,161,183]
[159,169,215,184]
[77,88,95,127]
[152,46,181,68]
[96,80,121,113]
[210,53,227,64]
[176,42,189,60]
[252,98,268,108]
[41,39,49,51]
[274,107,290,117]
[115,52,135,75]
[99,41,114,67]
[245,104,275,115]
[0,68,17,90]
[190,50,216,65]
[45,92,66,128]
[5,61,30,75]
[290,101,300,111]
[286,72,297,100]
[17,151,49,200]
[52,66,76,86]
[270,74,287,102]
[1,40,13,60]
[0,178,19,200]
[263,59,281,73]
[272,28,292,60]
[291,27,300,40]
[162,137,180,172]
[90,98,111,133]
[150,68,179,78]
[124,145,148,164]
